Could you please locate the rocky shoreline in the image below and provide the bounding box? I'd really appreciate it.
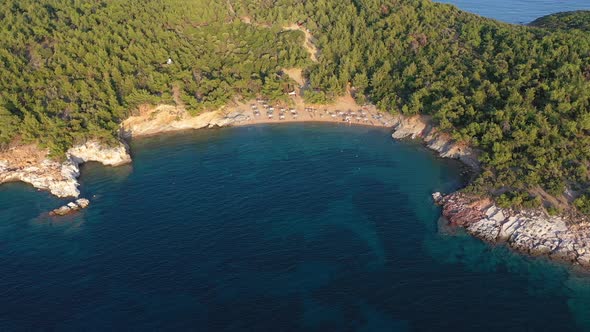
[1,107,463,204]
[2,105,589,270]
[388,116,590,269]
[433,192,590,269]
[0,141,131,198]
[389,115,479,170]
[0,98,432,201]
[0,107,249,199]
[120,105,250,139]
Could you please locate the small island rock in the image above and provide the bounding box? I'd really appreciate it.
[75,198,90,209]
[50,198,90,216]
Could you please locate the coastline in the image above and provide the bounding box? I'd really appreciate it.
[0,141,131,198]
[0,95,399,199]
[2,98,590,270]
[434,192,590,270]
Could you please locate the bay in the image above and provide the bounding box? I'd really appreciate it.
[1,124,590,330]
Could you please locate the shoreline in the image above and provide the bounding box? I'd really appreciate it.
[231,116,394,128]
[2,101,590,271]
[434,192,590,270]
[228,100,397,129]
[0,97,399,199]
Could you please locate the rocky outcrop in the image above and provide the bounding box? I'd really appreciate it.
[0,155,79,198]
[396,116,590,269]
[434,192,590,268]
[121,105,250,138]
[50,198,90,216]
[0,141,131,198]
[421,118,590,269]
[0,104,252,198]
[391,115,479,170]
[67,141,131,166]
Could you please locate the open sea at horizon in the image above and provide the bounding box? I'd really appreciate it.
[2,1,590,330]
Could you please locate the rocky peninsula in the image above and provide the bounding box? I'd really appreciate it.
[0,141,131,198]
[389,115,590,270]
[433,192,590,269]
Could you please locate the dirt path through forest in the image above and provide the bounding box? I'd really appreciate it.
[282,24,318,62]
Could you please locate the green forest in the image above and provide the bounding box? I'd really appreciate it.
[1,0,590,215]
[531,10,590,32]
[0,0,309,154]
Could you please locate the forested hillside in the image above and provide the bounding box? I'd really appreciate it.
[232,0,590,214]
[530,10,590,32]
[0,0,308,154]
[2,0,590,214]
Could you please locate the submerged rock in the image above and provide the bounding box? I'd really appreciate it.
[50,198,90,216]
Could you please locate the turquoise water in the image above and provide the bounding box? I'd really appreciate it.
[1,124,590,330]
[437,0,590,24]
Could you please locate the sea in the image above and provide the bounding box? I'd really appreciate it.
[436,0,590,24]
[2,1,590,330]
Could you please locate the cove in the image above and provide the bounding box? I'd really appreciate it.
[1,124,590,330]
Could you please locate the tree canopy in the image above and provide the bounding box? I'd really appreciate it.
[232,0,590,214]
[2,0,590,214]
[0,0,309,154]
[530,10,590,32]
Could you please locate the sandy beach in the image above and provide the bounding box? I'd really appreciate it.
[226,93,398,128]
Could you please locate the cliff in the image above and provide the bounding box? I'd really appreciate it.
[390,115,479,170]
[121,105,250,138]
[0,141,131,198]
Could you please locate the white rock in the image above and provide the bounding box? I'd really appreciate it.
[467,219,500,242]
[438,192,590,269]
[491,210,506,223]
[75,198,90,209]
[485,206,499,218]
[499,217,521,241]
[67,141,131,166]
[51,206,72,216]
[577,252,590,268]
[432,192,443,203]
[50,198,90,216]
[1,141,131,198]
[391,116,427,139]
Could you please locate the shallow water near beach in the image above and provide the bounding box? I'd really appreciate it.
[1,124,590,331]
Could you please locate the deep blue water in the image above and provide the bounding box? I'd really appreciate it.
[2,124,590,331]
[436,0,590,24]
